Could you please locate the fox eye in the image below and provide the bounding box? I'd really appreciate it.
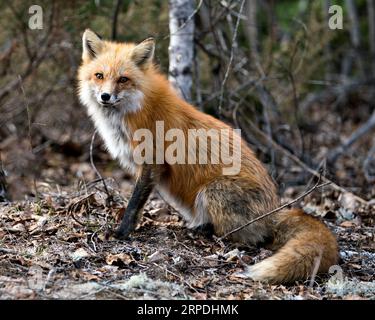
[118,76,129,83]
[95,73,103,80]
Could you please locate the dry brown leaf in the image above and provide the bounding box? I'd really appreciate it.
[8,223,26,233]
[340,221,356,228]
[70,248,91,261]
[106,253,134,267]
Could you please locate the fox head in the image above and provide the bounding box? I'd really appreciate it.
[78,29,155,112]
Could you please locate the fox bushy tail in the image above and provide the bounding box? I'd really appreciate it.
[247,209,339,284]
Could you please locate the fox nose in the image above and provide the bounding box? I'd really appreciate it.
[101,93,111,102]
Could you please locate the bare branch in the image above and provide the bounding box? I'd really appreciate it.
[0,4,55,104]
[90,130,113,205]
[328,111,375,164]
[218,0,246,116]
[111,0,123,41]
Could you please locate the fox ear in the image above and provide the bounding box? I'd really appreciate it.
[82,29,103,61]
[132,38,155,67]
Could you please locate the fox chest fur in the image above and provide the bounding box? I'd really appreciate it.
[84,98,137,175]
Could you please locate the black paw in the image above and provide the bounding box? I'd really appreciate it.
[114,227,132,240]
[193,223,215,238]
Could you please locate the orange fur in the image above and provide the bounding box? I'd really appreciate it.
[77,30,339,284]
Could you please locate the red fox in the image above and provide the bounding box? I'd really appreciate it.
[77,29,338,284]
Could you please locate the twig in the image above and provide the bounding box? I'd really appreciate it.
[218,0,245,117]
[193,49,202,109]
[0,4,55,103]
[18,75,33,151]
[218,179,331,241]
[300,78,375,112]
[152,262,198,293]
[89,130,112,204]
[172,231,195,253]
[18,74,39,201]
[0,247,18,254]
[163,0,203,40]
[67,193,100,228]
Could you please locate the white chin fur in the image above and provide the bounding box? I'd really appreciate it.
[79,82,144,174]
[79,82,144,115]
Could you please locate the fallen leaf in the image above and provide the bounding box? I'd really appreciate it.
[8,223,26,233]
[106,253,134,267]
[340,221,356,228]
[70,248,91,261]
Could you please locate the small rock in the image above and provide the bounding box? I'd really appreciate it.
[70,248,90,261]
[339,193,358,212]
[9,223,26,233]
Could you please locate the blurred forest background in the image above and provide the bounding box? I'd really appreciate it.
[0,0,374,300]
[0,0,374,203]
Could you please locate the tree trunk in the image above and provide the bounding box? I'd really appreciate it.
[111,0,123,40]
[345,0,360,48]
[345,0,365,77]
[367,0,375,75]
[323,0,333,80]
[244,0,259,65]
[168,0,195,102]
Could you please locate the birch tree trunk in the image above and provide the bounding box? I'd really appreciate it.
[168,0,195,102]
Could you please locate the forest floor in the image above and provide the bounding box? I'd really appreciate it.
[0,169,374,300]
[0,102,374,300]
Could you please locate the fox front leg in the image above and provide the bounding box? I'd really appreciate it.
[115,165,155,239]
